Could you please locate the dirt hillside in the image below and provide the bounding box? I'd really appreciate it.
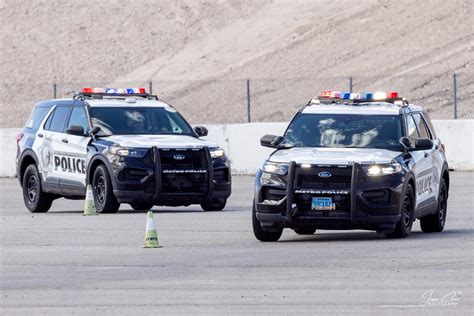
[1,0,472,126]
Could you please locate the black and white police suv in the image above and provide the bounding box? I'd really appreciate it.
[253,90,449,241]
[16,87,231,213]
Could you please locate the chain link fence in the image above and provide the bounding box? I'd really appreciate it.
[0,73,472,128]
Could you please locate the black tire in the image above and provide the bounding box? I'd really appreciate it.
[22,164,53,213]
[200,198,227,211]
[252,200,282,242]
[92,165,120,213]
[293,228,317,235]
[130,201,154,211]
[386,184,415,238]
[420,178,447,233]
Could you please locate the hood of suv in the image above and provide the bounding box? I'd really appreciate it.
[103,134,218,149]
[270,147,401,165]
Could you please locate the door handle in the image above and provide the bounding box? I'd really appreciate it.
[38,133,44,138]
[61,138,68,143]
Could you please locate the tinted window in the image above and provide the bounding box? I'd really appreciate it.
[90,107,193,135]
[283,114,403,150]
[67,106,89,133]
[412,113,431,139]
[406,115,419,140]
[47,106,71,132]
[25,107,50,130]
[422,112,436,139]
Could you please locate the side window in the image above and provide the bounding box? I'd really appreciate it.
[67,106,89,133]
[412,113,431,139]
[406,114,419,140]
[48,106,71,133]
[44,109,54,130]
[422,112,437,139]
[25,107,50,130]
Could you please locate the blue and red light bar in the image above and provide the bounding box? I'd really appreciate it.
[318,90,401,102]
[81,87,147,94]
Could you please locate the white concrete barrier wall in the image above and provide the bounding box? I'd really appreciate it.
[1,120,473,177]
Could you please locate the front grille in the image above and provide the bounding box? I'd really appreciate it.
[158,148,209,194]
[293,164,352,216]
[295,165,352,189]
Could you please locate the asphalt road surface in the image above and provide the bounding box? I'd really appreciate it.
[1,173,473,315]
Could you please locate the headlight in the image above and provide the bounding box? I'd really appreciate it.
[262,161,289,175]
[209,147,225,159]
[110,145,148,158]
[363,163,402,176]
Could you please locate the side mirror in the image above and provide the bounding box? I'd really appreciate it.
[66,125,85,136]
[399,137,412,150]
[414,138,434,151]
[260,134,284,148]
[90,126,101,135]
[194,126,208,137]
[88,126,102,140]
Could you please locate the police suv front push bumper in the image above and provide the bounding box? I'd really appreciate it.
[110,146,231,206]
[255,162,404,233]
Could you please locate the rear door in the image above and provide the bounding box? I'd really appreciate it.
[413,112,438,203]
[407,113,435,210]
[31,106,56,184]
[58,105,91,195]
[33,105,71,187]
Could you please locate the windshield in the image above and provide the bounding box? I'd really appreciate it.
[284,113,402,150]
[90,107,194,136]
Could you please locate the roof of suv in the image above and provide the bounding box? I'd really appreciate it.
[302,102,422,115]
[84,98,170,108]
[34,97,171,108]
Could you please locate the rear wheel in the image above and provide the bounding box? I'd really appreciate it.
[252,200,282,242]
[386,184,414,238]
[92,165,120,213]
[293,228,317,235]
[420,178,447,233]
[200,198,227,211]
[22,164,53,213]
[130,201,154,211]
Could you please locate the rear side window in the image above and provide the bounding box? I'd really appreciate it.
[412,113,431,139]
[25,107,50,130]
[45,106,71,132]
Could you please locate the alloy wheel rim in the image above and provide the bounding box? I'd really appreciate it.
[95,175,106,205]
[27,175,38,204]
[402,195,411,228]
[439,187,447,225]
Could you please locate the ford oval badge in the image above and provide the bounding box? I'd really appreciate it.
[318,171,332,178]
[173,154,185,160]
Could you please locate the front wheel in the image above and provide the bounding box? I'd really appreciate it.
[200,198,227,211]
[92,165,120,213]
[420,178,447,233]
[22,164,53,213]
[252,200,282,242]
[386,184,414,238]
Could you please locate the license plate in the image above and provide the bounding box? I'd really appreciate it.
[312,197,335,211]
